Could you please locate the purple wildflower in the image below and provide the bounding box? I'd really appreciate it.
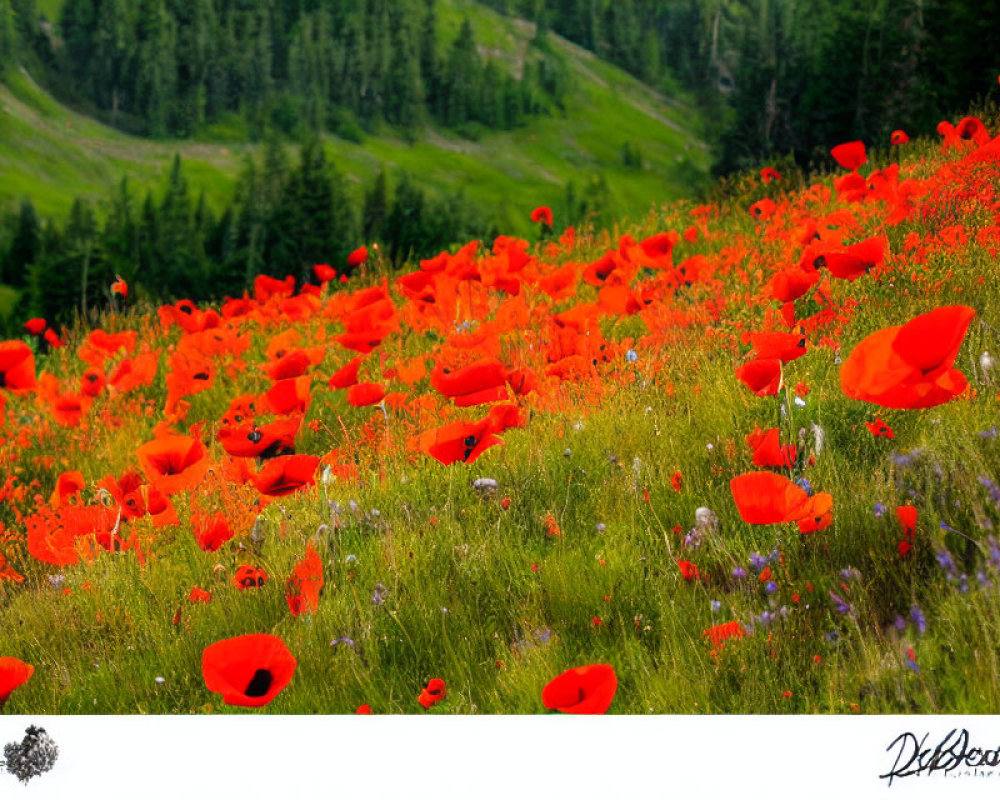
[829,590,851,615]
[936,549,957,577]
[894,615,906,632]
[910,606,926,635]
[979,476,1000,504]
[988,536,1000,571]
[732,567,748,580]
[764,581,778,594]
[873,503,887,518]
[749,552,768,571]
[796,478,813,495]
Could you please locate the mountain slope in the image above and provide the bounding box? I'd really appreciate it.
[1,0,708,237]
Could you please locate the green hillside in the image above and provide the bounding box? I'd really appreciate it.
[1,0,709,237]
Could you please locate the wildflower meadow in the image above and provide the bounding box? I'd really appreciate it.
[4,108,1000,717]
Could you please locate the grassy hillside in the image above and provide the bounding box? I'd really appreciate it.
[2,0,709,237]
[1,108,1000,716]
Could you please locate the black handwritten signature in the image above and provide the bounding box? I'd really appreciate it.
[882,729,1000,786]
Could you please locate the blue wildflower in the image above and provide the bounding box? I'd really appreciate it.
[732,567,748,580]
[749,552,768,571]
[625,350,639,363]
[796,478,813,495]
[910,606,926,635]
[873,503,887,518]
[710,600,722,613]
[978,426,998,439]
[764,581,778,594]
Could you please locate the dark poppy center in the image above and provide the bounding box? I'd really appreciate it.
[244,669,273,698]
[0,371,6,388]
[193,371,210,381]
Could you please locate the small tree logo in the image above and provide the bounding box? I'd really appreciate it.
[1,726,59,784]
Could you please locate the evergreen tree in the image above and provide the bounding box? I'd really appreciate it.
[440,18,482,127]
[384,172,427,263]
[131,0,178,136]
[362,168,388,243]
[92,0,128,118]
[0,0,15,76]
[419,0,439,111]
[5,198,40,287]
[385,15,425,128]
[158,153,199,295]
[103,177,139,287]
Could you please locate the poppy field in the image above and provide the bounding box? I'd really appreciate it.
[3,112,1000,715]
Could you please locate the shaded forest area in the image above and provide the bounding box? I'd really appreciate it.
[488,0,1000,173]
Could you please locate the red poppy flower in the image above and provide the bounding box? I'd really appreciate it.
[136,434,209,495]
[431,358,509,406]
[891,130,909,145]
[670,470,683,492]
[356,704,373,714]
[347,246,369,267]
[263,349,312,381]
[111,274,128,298]
[541,664,617,714]
[955,116,990,145]
[746,427,797,468]
[748,198,776,220]
[250,454,319,496]
[219,415,302,460]
[760,167,782,182]
[265,376,311,416]
[202,634,296,708]
[0,554,24,584]
[346,382,386,407]
[24,318,46,336]
[285,543,324,617]
[78,328,137,365]
[865,417,894,438]
[0,657,34,707]
[189,586,212,603]
[329,355,365,390]
[735,358,782,396]
[767,264,820,303]
[897,505,917,539]
[831,140,867,171]
[417,677,447,709]
[410,417,503,465]
[823,235,889,281]
[0,340,36,391]
[314,264,337,283]
[108,350,160,394]
[234,565,268,589]
[677,560,699,581]
[703,621,746,649]
[254,274,296,304]
[193,512,235,552]
[840,306,975,409]
[530,206,554,227]
[750,331,807,363]
[730,472,833,527]
[80,366,107,397]
[49,470,85,507]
